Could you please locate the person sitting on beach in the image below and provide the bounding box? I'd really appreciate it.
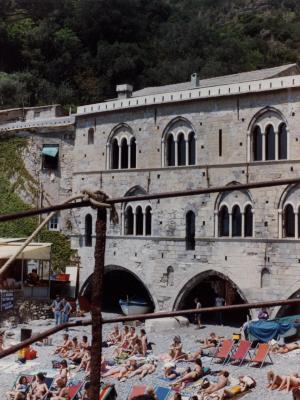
[113,326,131,356]
[200,332,220,349]
[75,347,91,373]
[26,373,48,400]
[54,360,68,386]
[163,362,180,380]
[169,336,186,361]
[48,378,68,400]
[62,337,79,359]
[6,375,29,400]
[170,359,203,390]
[129,359,156,379]
[69,336,88,364]
[202,371,229,395]
[108,325,122,345]
[54,334,73,356]
[271,342,300,354]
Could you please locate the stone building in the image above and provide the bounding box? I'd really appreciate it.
[73,63,300,322]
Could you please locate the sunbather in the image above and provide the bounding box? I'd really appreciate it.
[211,376,256,399]
[75,347,91,373]
[129,360,156,379]
[202,370,229,395]
[54,360,68,386]
[6,375,29,400]
[102,359,138,381]
[26,373,48,400]
[63,337,79,358]
[268,372,300,392]
[49,378,68,400]
[163,362,180,380]
[170,359,204,390]
[140,329,148,356]
[169,336,186,361]
[108,325,122,345]
[272,342,300,354]
[267,371,287,390]
[53,334,72,355]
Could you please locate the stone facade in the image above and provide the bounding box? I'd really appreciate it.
[73,64,300,318]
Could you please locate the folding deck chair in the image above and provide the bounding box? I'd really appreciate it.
[67,381,84,400]
[211,339,234,364]
[155,386,171,400]
[249,343,273,368]
[127,384,147,399]
[226,340,252,366]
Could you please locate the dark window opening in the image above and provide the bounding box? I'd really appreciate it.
[167,134,175,166]
[188,131,196,165]
[244,205,253,237]
[121,138,128,169]
[253,126,262,161]
[178,133,186,166]
[278,123,287,160]
[88,128,94,145]
[186,210,196,250]
[219,129,222,157]
[232,205,242,237]
[42,145,59,169]
[130,137,136,168]
[261,268,271,288]
[145,206,152,235]
[111,139,119,169]
[284,204,295,237]
[265,125,275,160]
[136,206,143,235]
[85,214,93,247]
[219,205,229,237]
[125,206,133,235]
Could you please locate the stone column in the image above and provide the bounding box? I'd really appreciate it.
[128,143,131,169]
[143,211,146,236]
[185,139,189,166]
[262,132,266,161]
[295,212,298,239]
[246,132,251,162]
[229,212,232,237]
[214,210,218,238]
[241,212,245,237]
[174,139,178,166]
[161,140,165,167]
[118,143,122,169]
[133,210,136,236]
[252,209,255,238]
[275,129,279,161]
[106,143,110,169]
[278,209,282,239]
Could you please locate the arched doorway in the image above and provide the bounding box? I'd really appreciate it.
[80,266,155,313]
[276,289,300,318]
[173,270,249,326]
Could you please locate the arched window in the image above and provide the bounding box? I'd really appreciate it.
[253,126,262,161]
[244,205,253,237]
[261,268,271,288]
[145,206,152,236]
[125,206,134,235]
[136,206,143,235]
[177,133,186,166]
[232,205,242,237]
[85,214,92,247]
[130,137,136,168]
[167,266,174,286]
[111,138,119,169]
[121,138,128,169]
[219,205,229,237]
[284,204,295,237]
[265,125,275,160]
[278,123,287,160]
[188,131,196,165]
[88,128,94,145]
[167,134,175,166]
[186,210,195,250]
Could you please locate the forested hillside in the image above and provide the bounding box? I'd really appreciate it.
[0,0,300,109]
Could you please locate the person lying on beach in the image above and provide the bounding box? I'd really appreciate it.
[26,373,48,400]
[180,348,203,362]
[271,342,300,354]
[210,376,256,399]
[163,362,180,380]
[267,371,287,390]
[6,375,29,400]
[169,336,187,361]
[197,332,222,346]
[268,371,300,392]
[170,359,203,390]
[129,360,156,379]
[49,378,68,400]
[102,359,138,381]
[53,334,73,355]
[202,371,229,395]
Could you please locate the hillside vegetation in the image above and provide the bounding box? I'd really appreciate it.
[0,0,299,108]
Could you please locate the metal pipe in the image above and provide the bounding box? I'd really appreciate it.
[0,178,300,223]
[0,298,299,360]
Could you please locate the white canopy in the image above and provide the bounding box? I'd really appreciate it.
[0,239,52,261]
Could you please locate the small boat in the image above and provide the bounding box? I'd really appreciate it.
[119,298,151,316]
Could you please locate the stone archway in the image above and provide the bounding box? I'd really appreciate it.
[173,270,249,325]
[275,288,300,318]
[80,265,155,313]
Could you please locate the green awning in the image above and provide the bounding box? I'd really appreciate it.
[42,146,59,157]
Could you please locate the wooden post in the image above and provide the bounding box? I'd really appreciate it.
[90,207,106,400]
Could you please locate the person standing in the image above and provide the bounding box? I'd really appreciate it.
[215,294,225,325]
[194,297,202,329]
[62,298,72,330]
[51,295,62,325]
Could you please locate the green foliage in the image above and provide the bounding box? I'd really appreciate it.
[0,0,299,108]
[0,136,73,272]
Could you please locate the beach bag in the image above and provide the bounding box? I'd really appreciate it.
[26,348,37,360]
